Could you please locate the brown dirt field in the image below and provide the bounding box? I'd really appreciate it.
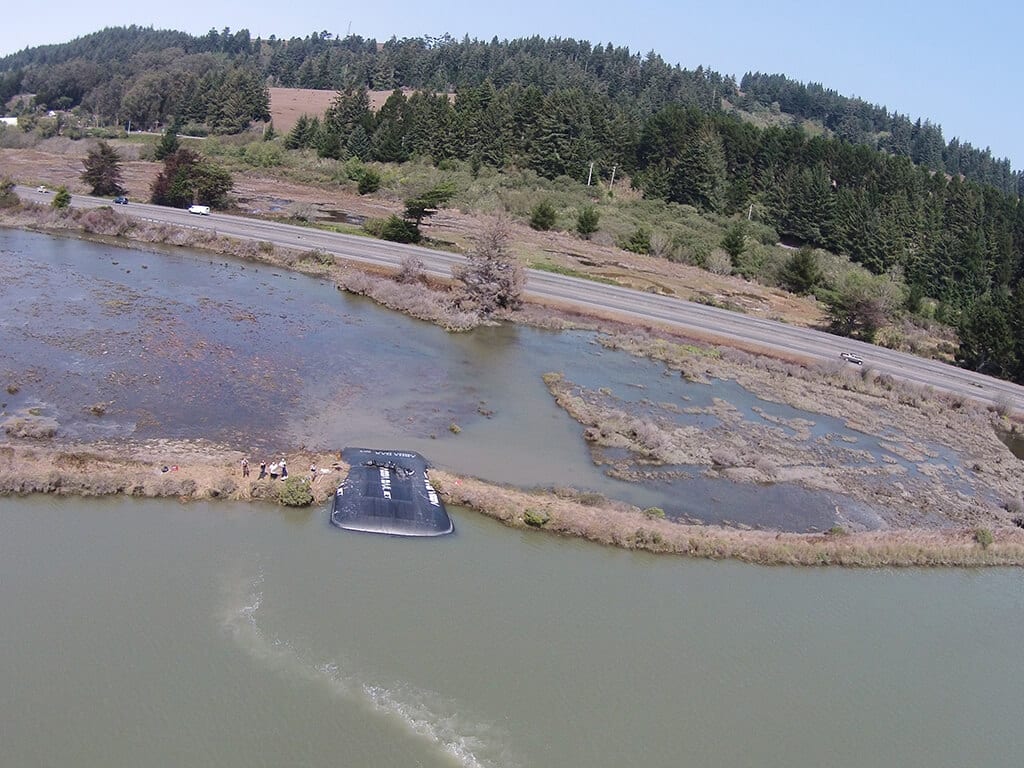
[1,144,158,199]
[268,87,451,134]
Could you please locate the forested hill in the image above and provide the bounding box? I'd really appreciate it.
[737,73,1018,197]
[0,26,1018,194]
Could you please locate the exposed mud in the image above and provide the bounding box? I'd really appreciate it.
[540,333,1023,531]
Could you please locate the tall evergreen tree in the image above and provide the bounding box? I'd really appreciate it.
[154,127,180,160]
[150,148,232,208]
[956,293,1018,378]
[80,141,125,196]
[669,124,728,212]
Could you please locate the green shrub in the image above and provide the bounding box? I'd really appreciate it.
[529,199,557,230]
[52,186,71,209]
[576,206,600,238]
[362,217,386,237]
[379,215,421,244]
[523,509,550,527]
[277,476,313,507]
[643,507,666,519]
[243,141,283,168]
[974,528,994,549]
[621,227,652,254]
[358,168,381,195]
[179,123,209,138]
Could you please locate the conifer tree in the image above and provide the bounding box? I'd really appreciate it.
[154,128,180,160]
[80,141,125,196]
[576,206,599,239]
[721,222,746,260]
[780,246,824,295]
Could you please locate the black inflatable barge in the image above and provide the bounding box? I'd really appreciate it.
[330,448,453,537]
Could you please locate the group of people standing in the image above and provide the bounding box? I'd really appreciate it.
[240,458,288,480]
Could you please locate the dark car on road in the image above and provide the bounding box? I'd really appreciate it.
[113,196,128,205]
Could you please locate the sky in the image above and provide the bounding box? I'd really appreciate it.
[2,0,1021,169]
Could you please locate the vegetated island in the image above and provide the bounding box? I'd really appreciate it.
[2,202,1024,567]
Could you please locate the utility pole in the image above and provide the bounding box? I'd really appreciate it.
[608,164,617,191]
[747,203,753,221]
[586,161,594,186]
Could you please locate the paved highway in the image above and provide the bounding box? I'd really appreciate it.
[16,186,1024,414]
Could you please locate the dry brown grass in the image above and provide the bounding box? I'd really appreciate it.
[433,471,1024,566]
[335,269,483,331]
[0,440,341,505]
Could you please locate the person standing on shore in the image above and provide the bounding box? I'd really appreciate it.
[280,460,288,479]
[241,458,250,477]
[258,460,267,479]
[310,463,317,483]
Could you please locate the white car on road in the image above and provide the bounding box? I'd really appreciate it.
[840,352,864,365]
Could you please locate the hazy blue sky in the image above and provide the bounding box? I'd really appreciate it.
[3,0,1020,168]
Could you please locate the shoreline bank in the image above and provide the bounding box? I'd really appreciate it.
[1,439,1022,566]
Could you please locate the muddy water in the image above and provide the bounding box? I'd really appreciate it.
[2,495,1022,768]
[0,230,915,530]
[998,428,1024,460]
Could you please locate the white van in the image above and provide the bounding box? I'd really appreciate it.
[188,204,211,215]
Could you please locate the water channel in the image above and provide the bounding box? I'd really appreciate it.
[1,495,1021,768]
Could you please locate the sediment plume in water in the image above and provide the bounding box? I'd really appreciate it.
[219,567,516,768]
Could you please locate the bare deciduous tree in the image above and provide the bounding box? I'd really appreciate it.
[452,216,526,316]
[396,255,426,284]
